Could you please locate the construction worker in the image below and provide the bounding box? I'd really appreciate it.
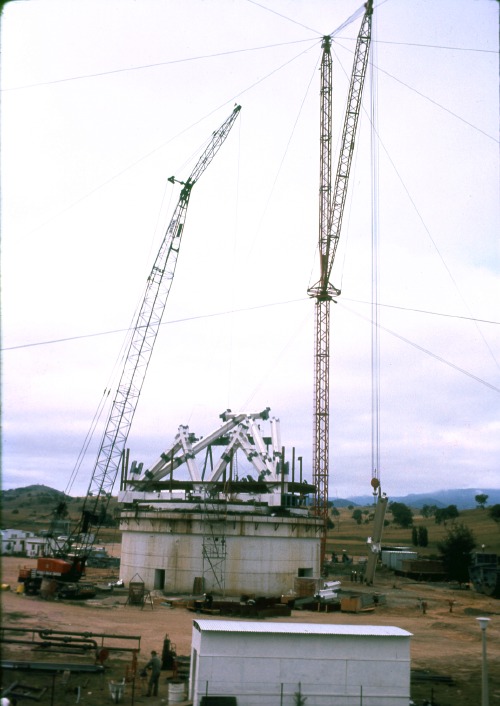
[145,650,162,697]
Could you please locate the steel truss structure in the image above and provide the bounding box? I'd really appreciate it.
[308,5,373,563]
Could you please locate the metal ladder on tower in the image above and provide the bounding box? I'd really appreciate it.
[201,479,228,596]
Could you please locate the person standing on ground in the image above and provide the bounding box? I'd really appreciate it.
[145,650,162,697]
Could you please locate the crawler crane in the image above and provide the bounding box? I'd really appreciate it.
[18,106,241,596]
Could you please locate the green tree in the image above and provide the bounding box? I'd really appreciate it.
[488,504,500,525]
[411,527,418,546]
[475,493,489,509]
[421,504,437,518]
[418,526,428,547]
[437,523,476,584]
[294,683,307,706]
[434,508,445,525]
[435,505,460,525]
[352,509,363,525]
[390,502,414,528]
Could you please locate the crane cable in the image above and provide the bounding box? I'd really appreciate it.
[65,309,141,496]
[370,11,381,492]
[66,160,180,494]
[66,125,228,496]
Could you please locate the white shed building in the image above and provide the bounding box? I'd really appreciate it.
[381,550,418,572]
[0,529,35,555]
[25,536,49,557]
[189,620,412,706]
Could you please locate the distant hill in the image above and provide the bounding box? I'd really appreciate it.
[0,485,119,535]
[1,484,68,503]
[2,484,500,517]
[341,488,500,510]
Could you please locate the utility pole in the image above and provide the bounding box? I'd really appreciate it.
[477,617,490,706]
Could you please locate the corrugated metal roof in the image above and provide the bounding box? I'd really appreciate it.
[193,620,411,637]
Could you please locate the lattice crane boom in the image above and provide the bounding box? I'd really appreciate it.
[325,8,373,285]
[308,3,373,561]
[71,105,241,556]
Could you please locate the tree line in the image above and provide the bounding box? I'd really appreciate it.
[346,494,500,584]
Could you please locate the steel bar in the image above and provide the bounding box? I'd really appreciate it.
[1,661,105,673]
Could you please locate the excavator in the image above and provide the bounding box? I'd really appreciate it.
[18,105,241,598]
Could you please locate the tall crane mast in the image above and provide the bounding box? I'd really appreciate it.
[64,105,241,561]
[308,3,373,564]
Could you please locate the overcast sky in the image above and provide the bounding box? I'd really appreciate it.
[1,0,499,501]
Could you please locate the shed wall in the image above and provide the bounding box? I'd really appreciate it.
[190,629,411,706]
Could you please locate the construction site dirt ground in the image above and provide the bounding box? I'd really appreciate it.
[1,555,499,706]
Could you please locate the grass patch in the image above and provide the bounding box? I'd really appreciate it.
[326,505,500,559]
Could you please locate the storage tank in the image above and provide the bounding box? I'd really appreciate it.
[119,501,322,596]
[118,411,323,597]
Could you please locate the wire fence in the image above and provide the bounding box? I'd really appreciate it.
[194,678,410,706]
